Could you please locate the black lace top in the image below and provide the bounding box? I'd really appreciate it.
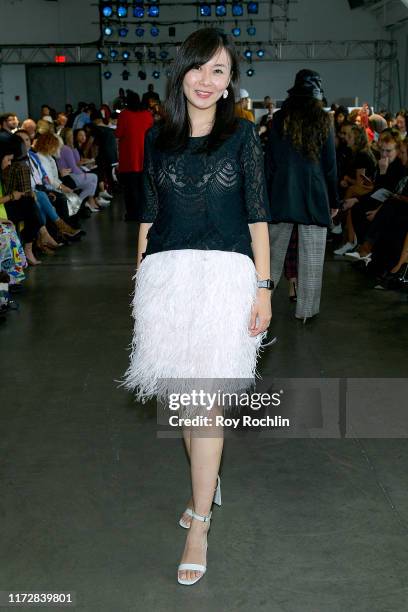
[140,118,271,261]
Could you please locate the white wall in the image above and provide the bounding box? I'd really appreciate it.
[0,0,401,115]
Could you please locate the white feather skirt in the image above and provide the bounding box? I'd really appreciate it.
[123,249,267,411]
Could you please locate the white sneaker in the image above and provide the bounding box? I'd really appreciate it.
[99,191,113,200]
[334,241,357,256]
[344,251,372,263]
[96,197,111,208]
[85,202,101,213]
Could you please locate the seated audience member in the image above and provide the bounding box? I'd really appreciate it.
[333,105,349,133]
[395,110,407,139]
[0,190,27,287]
[334,124,378,254]
[0,139,43,265]
[368,114,387,141]
[15,129,81,240]
[21,119,37,142]
[340,129,407,258]
[344,138,408,282]
[55,113,68,135]
[58,128,108,212]
[0,113,19,142]
[72,105,92,131]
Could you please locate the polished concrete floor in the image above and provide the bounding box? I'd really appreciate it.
[1,200,408,612]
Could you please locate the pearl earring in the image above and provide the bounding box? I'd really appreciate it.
[223,89,229,99]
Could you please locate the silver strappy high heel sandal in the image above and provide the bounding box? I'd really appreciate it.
[179,475,221,529]
[177,509,212,586]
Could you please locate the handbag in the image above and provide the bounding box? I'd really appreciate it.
[64,191,82,216]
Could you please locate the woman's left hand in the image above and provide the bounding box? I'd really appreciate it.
[249,290,272,337]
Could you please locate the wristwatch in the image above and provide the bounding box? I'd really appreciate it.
[257,279,274,290]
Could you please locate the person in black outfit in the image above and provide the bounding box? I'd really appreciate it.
[122,28,272,587]
[265,69,340,321]
[343,128,407,259]
[89,112,118,193]
[141,83,161,109]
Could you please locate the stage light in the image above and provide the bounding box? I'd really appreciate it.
[200,2,211,16]
[103,26,113,36]
[159,50,169,59]
[135,27,145,37]
[103,70,112,79]
[102,4,113,18]
[117,4,128,17]
[122,50,130,60]
[152,70,160,79]
[247,1,258,14]
[215,3,227,16]
[133,5,144,18]
[246,68,255,77]
[232,2,244,17]
[148,50,157,60]
[96,50,105,60]
[110,48,119,59]
[244,49,252,59]
[256,48,265,57]
[232,27,241,37]
[122,70,130,81]
[138,70,147,80]
[119,27,129,37]
[247,25,256,35]
[148,5,160,17]
[150,25,159,36]
[135,51,144,60]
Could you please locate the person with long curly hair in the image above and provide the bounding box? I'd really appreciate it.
[265,69,340,322]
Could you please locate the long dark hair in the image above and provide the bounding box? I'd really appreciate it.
[280,96,331,161]
[155,28,240,154]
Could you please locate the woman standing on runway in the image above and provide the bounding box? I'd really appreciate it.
[123,28,272,586]
[265,69,340,322]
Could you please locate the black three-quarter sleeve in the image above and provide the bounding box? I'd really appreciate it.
[139,128,159,223]
[240,121,272,223]
[321,128,340,210]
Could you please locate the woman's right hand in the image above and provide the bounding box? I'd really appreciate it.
[12,191,23,201]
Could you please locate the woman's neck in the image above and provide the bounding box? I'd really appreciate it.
[187,102,216,137]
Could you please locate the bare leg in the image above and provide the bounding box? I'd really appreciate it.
[178,409,224,583]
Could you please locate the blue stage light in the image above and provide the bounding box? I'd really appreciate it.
[232,27,241,37]
[256,49,265,57]
[135,27,145,37]
[246,68,255,76]
[150,25,159,36]
[103,70,113,79]
[159,50,169,59]
[117,4,128,17]
[152,70,160,79]
[247,25,256,35]
[133,5,144,18]
[96,50,105,60]
[122,50,130,60]
[148,5,160,17]
[135,51,144,60]
[119,27,129,37]
[102,5,113,18]
[215,0,226,16]
[232,2,244,17]
[200,3,211,16]
[244,49,252,59]
[247,1,258,14]
[103,26,113,36]
[110,48,119,59]
[148,50,157,60]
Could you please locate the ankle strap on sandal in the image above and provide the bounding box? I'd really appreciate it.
[191,510,212,523]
